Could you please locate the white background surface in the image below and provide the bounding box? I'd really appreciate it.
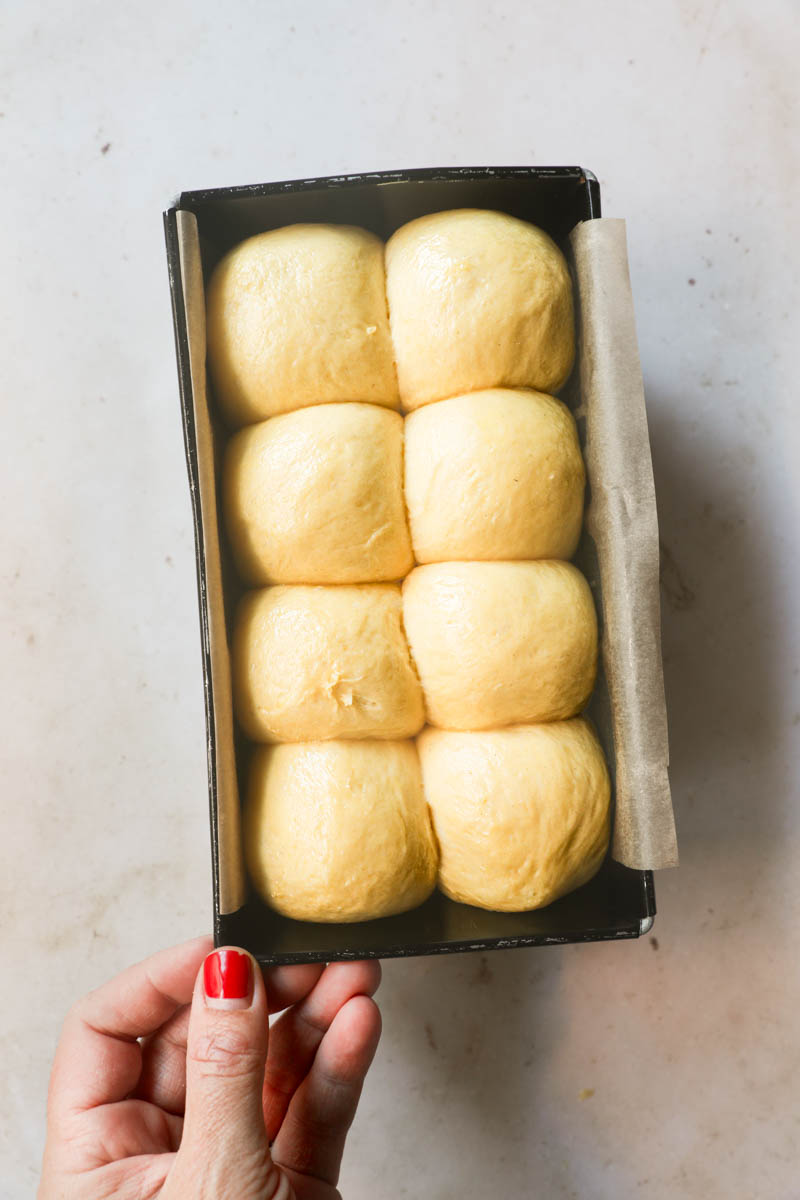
[2,2,799,1197]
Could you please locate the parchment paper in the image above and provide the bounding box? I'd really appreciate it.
[571,218,678,869]
[177,211,247,912]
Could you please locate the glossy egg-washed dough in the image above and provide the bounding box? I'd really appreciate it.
[385,208,574,409]
[418,719,610,911]
[206,224,399,426]
[233,584,424,743]
[223,402,413,585]
[404,388,585,563]
[403,561,597,730]
[244,741,438,922]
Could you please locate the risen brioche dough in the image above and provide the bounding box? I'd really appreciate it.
[403,561,597,730]
[244,741,438,922]
[418,719,610,911]
[206,224,399,426]
[224,403,413,584]
[385,209,574,409]
[233,585,424,742]
[404,388,585,563]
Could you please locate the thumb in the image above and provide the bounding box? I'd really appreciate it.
[168,947,285,1200]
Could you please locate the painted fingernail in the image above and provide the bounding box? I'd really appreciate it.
[203,949,253,1009]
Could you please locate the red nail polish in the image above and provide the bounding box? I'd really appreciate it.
[204,949,252,1001]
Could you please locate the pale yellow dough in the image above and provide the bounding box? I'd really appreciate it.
[418,719,610,911]
[206,223,399,426]
[403,561,597,730]
[385,209,574,410]
[244,741,439,922]
[232,584,424,742]
[224,403,413,585]
[404,388,585,563]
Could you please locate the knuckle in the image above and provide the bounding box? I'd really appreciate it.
[263,1059,298,1100]
[190,1024,263,1079]
[63,997,89,1033]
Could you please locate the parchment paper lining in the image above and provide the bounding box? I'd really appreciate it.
[177,211,247,912]
[571,219,677,869]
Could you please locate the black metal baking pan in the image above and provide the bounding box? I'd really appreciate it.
[164,166,656,966]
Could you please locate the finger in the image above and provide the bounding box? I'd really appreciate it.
[262,959,382,1142]
[172,947,282,1196]
[272,994,382,1187]
[263,962,327,1014]
[48,935,212,1120]
[135,1006,191,1114]
[135,961,325,1114]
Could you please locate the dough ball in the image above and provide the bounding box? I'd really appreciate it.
[207,223,399,426]
[385,209,574,410]
[418,719,610,911]
[403,561,597,730]
[244,741,438,922]
[224,403,413,584]
[404,388,585,563]
[233,584,425,742]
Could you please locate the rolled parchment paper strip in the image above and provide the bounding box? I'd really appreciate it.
[177,210,247,913]
[571,218,678,870]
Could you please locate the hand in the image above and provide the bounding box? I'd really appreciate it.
[38,936,382,1199]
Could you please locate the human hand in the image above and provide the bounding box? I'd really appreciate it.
[38,936,382,1199]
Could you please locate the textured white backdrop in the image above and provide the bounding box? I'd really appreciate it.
[2,2,799,1197]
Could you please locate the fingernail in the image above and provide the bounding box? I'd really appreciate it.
[203,949,253,1010]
